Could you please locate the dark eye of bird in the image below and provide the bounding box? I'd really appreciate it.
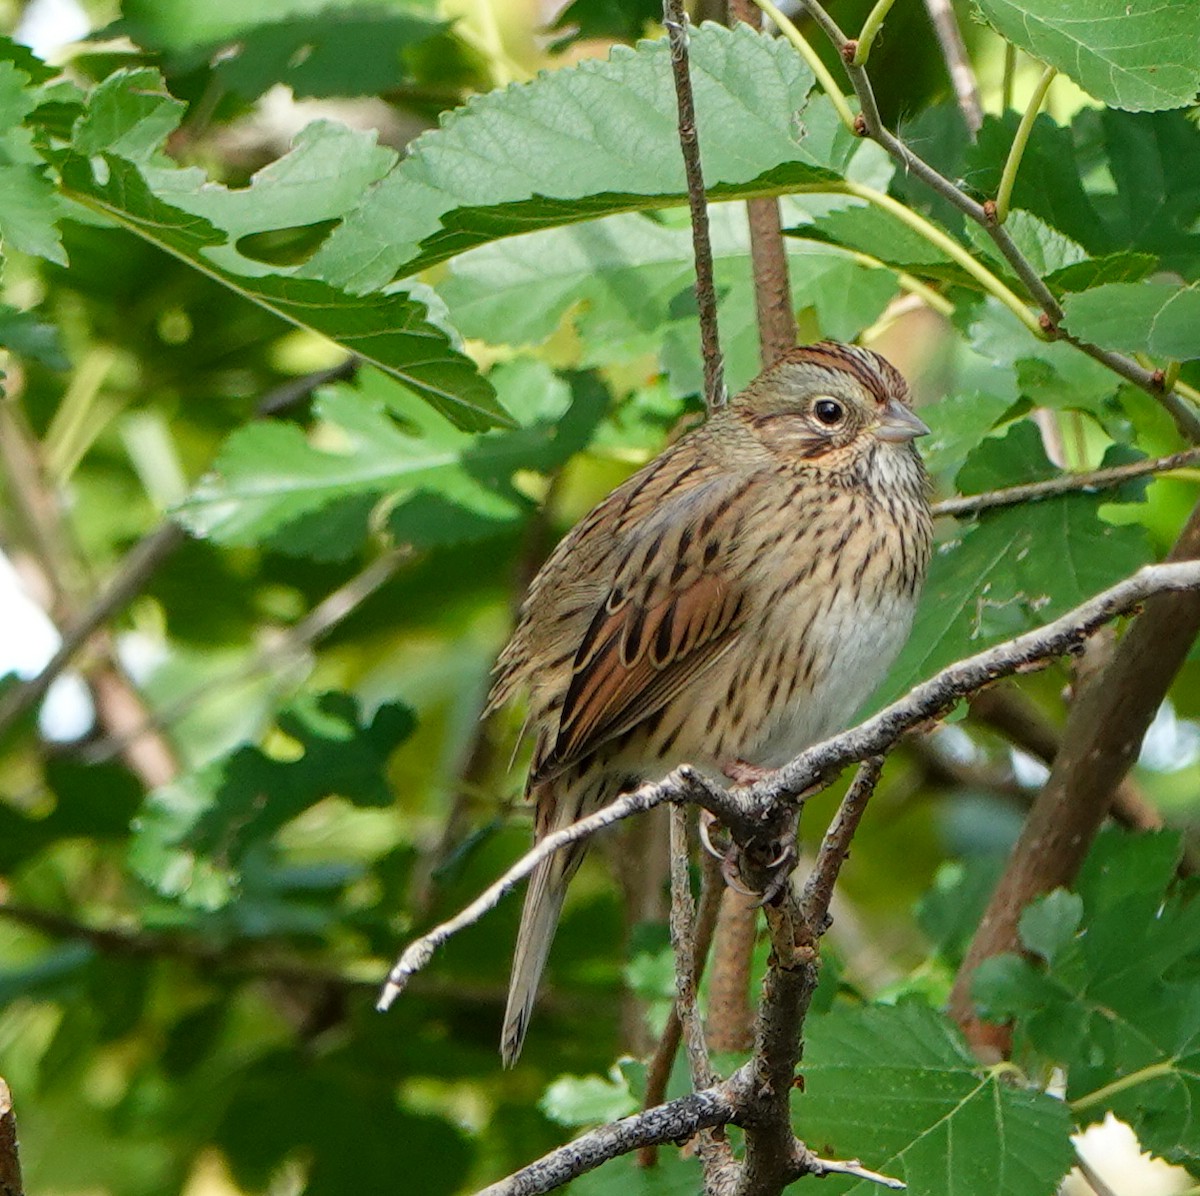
[813,398,844,426]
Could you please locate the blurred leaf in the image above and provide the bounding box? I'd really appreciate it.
[919,390,1017,477]
[797,1002,1075,1195]
[301,23,855,289]
[0,303,68,368]
[1062,281,1200,361]
[540,1069,638,1125]
[130,692,415,903]
[548,0,660,49]
[974,0,1200,112]
[567,1149,703,1195]
[211,8,446,100]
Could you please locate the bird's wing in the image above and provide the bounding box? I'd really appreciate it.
[534,467,757,779]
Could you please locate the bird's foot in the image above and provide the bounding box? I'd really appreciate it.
[722,758,776,786]
[698,809,798,907]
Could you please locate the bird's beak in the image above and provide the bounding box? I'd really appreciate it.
[875,399,930,443]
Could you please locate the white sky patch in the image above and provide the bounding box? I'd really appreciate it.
[0,551,93,741]
[14,0,89,59]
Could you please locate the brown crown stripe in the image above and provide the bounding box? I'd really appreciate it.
[776,342,905,406]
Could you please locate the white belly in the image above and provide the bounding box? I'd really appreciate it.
[749,587,917,768]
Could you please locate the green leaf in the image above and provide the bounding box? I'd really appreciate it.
[130,692,415,906]
[181,379,517,551]
[971,831,1200,1166]
[919,390,1017,477]
[974,0,1200,112]
[540,1070,638,1126]
[57,153,505,428]
[798,1002,1074,1195]
[301,23,854,289]
[1045,251,1157,294]
[1018,890,1083,965]
[876,423,1151,705]
[1062,282,1200,362]
[966,209,1086,278]
[210,9,447,100]
[440,204,898,394]
[548,0,660,49]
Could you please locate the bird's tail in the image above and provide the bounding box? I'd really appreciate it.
[501,775,602,1067]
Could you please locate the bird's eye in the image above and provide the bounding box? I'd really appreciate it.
[813,398,844,426]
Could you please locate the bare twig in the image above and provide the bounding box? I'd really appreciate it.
[476,1075,750,1196]
[664,0,727,410]
[256,356,361,416]
[920,0,982,135]
[782,0,1200,442]
[930,447,1200,520]
[381,559,1200,1003]
[0,1080,22,1196]
[736,760,887,1196]
[639,850,724,1167]
[670,806,718,1090]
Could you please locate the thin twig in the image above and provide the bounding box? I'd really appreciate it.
[920,0,982,134]
[776,0,1200,443]
[256,356,361,416]
[639,850,724,1168]
[0,522,186,738]
[930,447,1200,519]
[476,1074,751,1196]
[379,559,1200,1003]
[664,0,726,410]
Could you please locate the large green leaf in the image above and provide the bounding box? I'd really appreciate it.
[439,201,898,393]
[797,1002,1074,1195]
[57,153,505,429]
[975,0,1200,112]
[1062,281,1200,362]
[300,23,855,290]
[973,831,1200,1165]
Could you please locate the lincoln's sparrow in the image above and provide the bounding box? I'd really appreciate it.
[487,342,933,1064]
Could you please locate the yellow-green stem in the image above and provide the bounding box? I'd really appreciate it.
[996,65,1056,224]
[751,0,856,133]
[853,0,898,65]
[841,247,954,316]
[1069,1060,1175,1113]
[797,180,1044,336]
[1001,42,1016,111]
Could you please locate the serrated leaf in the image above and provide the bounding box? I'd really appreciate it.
[974,0,1200,113]
[1062,281,1200,362]
[440,203,898,393]
[58,153,504,428]
[966,209,1086,278]
[972,831,1200,1165]
[180,382,517,550]
[876,423,1151,706]
[797,1002,1074,1195]
[1045,251,1157,294]
[301,23,856,290]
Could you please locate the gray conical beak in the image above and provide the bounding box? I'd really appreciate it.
[875,399,930,443]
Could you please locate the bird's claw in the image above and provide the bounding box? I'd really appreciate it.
[700,811,798,907]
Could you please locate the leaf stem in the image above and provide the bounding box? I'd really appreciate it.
[1069,1060,1176,1113]
[751,0,857,133]
[995,65,1056,224]
[853,0,898,65]
[799,180,1042,336]
[1001,42,1016,111]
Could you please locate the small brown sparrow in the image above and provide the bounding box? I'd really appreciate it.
[486,342,932,1064]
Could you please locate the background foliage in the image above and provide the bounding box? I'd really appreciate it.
[0,0,1199,1193]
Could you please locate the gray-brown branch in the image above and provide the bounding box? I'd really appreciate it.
[380,558,1200,1014]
